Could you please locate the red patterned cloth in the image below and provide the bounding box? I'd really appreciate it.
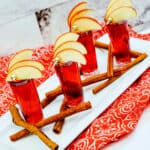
[0,28,150,150]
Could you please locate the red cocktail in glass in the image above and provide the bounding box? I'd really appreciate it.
[77,31,98,75]
[106,21,131,64]
[55,61,83,107]
[9,79,43,124]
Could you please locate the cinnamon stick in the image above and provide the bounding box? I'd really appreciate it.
[40,86,62,108]
[52,99,67,134]
[45,86,62,98]
[81,69,125,86]
[10,101,92,141]
[107,44,114,77]
[130,50,143,58]
[122,53,147,70]
[95,41,145,58]
[92,53,147,94]
[92,75,121,94]
[9,105,58,150]
[41,97,52,108]
[94,41,108,49]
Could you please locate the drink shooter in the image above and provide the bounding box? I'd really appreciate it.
[106,21,131,65]
[55,61,83,107]
[78,31,98,75]
[9,79,43,124]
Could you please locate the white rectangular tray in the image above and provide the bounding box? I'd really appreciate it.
[0,36,149,150]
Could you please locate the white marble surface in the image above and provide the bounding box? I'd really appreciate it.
[0,0,69,25]
[0,0,149,47]
[0,14,43,56]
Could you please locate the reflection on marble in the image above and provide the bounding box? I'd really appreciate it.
[35,0,150,45]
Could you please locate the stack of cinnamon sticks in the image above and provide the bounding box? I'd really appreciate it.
[9,101,92,149]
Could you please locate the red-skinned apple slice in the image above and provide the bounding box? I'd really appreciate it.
[8,60,45,73]
[106,0,133,18]
[54,32,79,50]
[54,48,86,65]
[69,9,93,27]
[71,17,102,32]
[105,6,137,23]
[6,66,42,81]
[67,1,87,27]
[8,49,33,70]
[54,41,87,57]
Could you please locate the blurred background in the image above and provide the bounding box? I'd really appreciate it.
[0,0,150,55]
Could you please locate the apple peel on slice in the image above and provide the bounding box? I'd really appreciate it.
[70,9,93,27]
[71,17,102,32]
[54,48,86,65]
[6,66,42,81]
[54,32,79,50]
[8,49,33,70]
[67,1,87,27]
[8,60,45,73]
[106,6,137,23]
[54,41,87,57]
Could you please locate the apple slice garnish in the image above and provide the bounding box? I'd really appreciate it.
[106,0,133,18]
[54,41,87,57]
[6,66,42,81]
[54,32,79,50]
[71,17,102,32]
[8,60,45,73]
[106,0,133,11]
[69,9,93,27]
[67,1,87,27]
[105,6,137,23]
[8,49,33,70]
[54,48,86,65]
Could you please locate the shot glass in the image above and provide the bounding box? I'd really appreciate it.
[77,31,98,75]
[9,79,43,124]
[106,21,131,65]
[55,61,83,107]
